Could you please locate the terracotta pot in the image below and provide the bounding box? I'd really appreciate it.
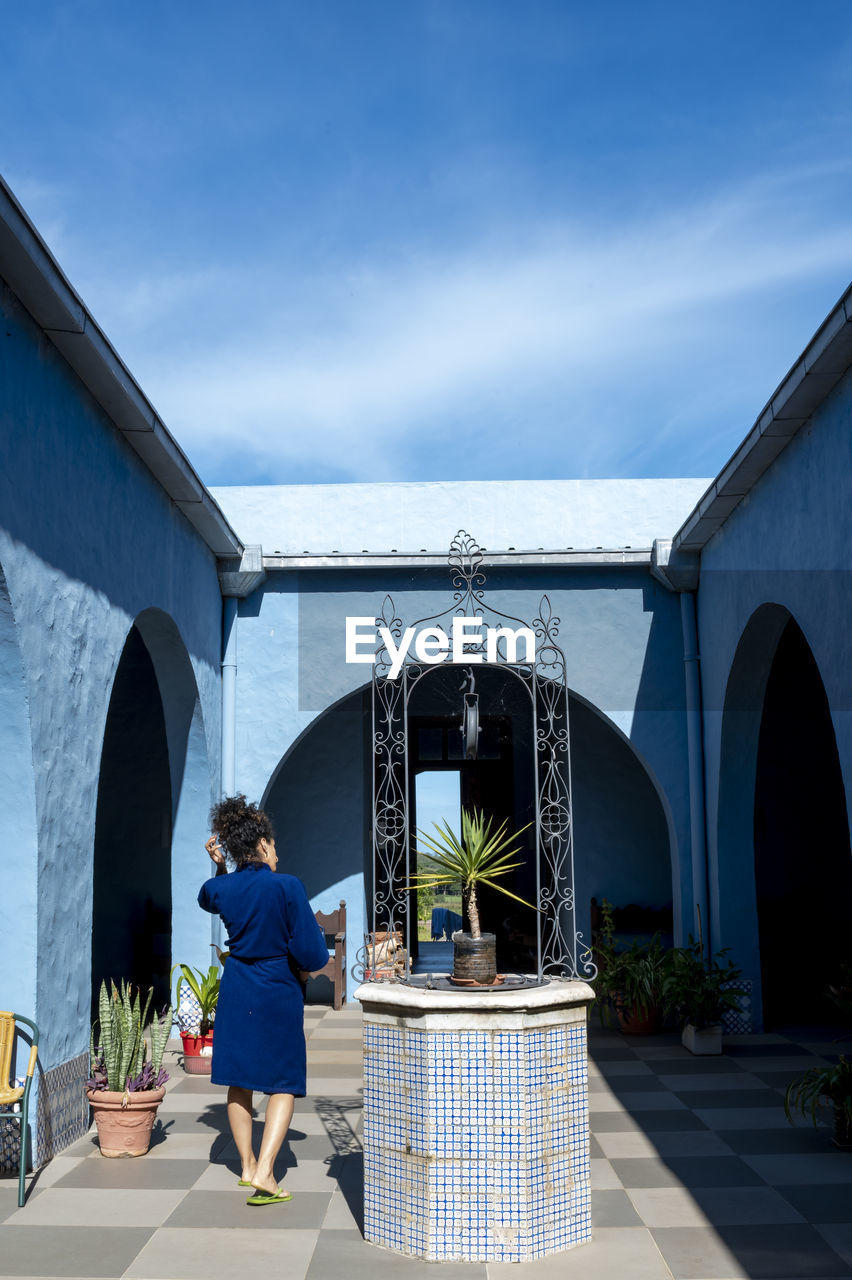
[86,1087,165,1157]
[452,931,497,985]
[181,1031,214,1075]
[615,1000,662,1035]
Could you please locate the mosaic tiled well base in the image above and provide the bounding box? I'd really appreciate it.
[356,979,595,1263]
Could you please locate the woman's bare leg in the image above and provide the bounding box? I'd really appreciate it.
[252,1092,295,1194]
[227,1086,257,1183]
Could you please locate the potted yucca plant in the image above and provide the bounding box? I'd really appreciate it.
[408,807,534,985]
[172,963,220,1074]
[86,980,173,1157]
[664,940,744,1054]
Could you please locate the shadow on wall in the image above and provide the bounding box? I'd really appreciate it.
[263,686,371,1004]
[92,625,172,1017]
[569,694,674,952]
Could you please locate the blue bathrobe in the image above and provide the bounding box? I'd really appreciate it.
[198,864,330,1094]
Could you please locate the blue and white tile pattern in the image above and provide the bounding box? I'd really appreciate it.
[362,1016,591,1262]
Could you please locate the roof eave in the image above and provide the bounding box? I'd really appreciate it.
[0,176,243,560]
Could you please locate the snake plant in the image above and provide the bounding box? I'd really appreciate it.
[88,980,173,1092]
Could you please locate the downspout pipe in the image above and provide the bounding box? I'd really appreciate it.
[221,596,238,797]
[215,595,239,955]
[681,590,711,961]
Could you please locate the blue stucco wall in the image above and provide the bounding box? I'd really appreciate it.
[230,560,694,991]
[697,367,852,1024]
[0,279,223,1075]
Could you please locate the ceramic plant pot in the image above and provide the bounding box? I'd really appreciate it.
[682,1023,722,1055]
[452,932,497,985]
[180,1031,214,1074]
[86,1087,165,1157]
[616,1001,662,1035]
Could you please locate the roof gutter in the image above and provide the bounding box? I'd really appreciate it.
[0,176,243,560]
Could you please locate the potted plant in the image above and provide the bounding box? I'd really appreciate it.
[86,980,172,1157]
[408,807,534,986]
[592,898,671,1034]
[172,963,220,1074]
[664,940,743,1054]
[785,1055,852,1150]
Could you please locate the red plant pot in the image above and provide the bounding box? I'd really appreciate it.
[180,1030,214,1075]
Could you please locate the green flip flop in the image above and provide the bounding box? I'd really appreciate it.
[238,1179,254,1187]
[246,1188,292,1206]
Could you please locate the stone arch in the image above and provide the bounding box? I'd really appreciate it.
[0,561,40,1018]
[568,689,679,949]
[260,675,676,992]
[262,682,372,1003]
[718,603,851,1028]
[91,609,213,1013]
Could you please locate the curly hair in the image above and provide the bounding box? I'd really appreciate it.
[210,794,275,868]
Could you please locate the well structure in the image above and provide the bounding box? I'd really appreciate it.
[357,979,595,1264]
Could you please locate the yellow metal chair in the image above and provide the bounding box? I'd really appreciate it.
[0,1012,39,1207]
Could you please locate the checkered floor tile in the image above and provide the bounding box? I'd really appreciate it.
[1,1010,850,1278]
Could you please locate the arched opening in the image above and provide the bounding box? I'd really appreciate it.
[261,671,674,990]
[754,618,851,1027]
[570,693,675,953]
[92,625,173,1014]
[262,684,372,1005]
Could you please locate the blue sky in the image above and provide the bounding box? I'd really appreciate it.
[4,2,852,486]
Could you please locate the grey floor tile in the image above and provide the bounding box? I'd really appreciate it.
[816,1226,852,1267]
[663,1073,769,1093]
[163,1188,332,1228]
[744,1155,852,1186]
[720,1128,834,1155]
[611,1091,688,1111]
[779,1186,852,1223]
[688,1186,808,1227]
[695,1107,799,1130]
[592,1109,708,1133]
[674,1088,783,1109]
[53,1157,210,1190]
[589,1134,605,1158]
[0,1186,23,1222]
[598,1130,734,1159]
[592,1188,643,1226]
[726,1044,820,1059]
[609,1076,672,1094]
[487,1226,673,1278]
[595,1059,654,1077]
[125,1226,319,1279]
[612,1155,766,1188]
[306,1038,364,1051]
[589,1047,641,1062]
[167,1076,229,1095]
[4,1187,187,1227]
[654,1223,852,1279]
[646,1057,749,1075]
[0,1225,154,1276]
[307,1227,488,1277]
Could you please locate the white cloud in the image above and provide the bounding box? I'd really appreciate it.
[58,166,852,482]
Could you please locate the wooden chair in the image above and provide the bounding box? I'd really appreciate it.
[0,1012,39,1207]
[313,901,347,1010]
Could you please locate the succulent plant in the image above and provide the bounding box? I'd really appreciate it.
[88,980,173,1092]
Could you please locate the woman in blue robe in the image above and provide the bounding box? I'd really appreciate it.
[199,795,329,1204]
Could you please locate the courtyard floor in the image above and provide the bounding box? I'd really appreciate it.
[1,1006,851,1279]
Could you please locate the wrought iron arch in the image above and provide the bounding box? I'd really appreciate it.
[365,531,596,984]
